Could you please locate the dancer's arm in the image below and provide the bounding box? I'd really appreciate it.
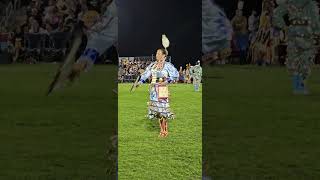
[84,0,118,58]
[165,62,179,83]
[139,63,154,83]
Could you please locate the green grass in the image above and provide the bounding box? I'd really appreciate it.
[204,65,320,180]
[5,64,320,179]
[0,64,117,179]
[118,83,202,179]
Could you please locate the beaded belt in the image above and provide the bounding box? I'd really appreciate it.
[151,77,167,83]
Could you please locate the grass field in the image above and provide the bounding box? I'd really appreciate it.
[118,83,202,179]
[0,64,117,179]
[204,65,320,179]
[4,64,320,179]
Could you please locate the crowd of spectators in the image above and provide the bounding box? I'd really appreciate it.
[118,56,196,83]
[0,0,113,63]
[210,1,320,66]
[118,57,153,82]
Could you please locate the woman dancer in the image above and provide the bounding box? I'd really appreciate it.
[138,48,179,137]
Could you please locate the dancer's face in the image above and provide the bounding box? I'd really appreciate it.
[156,49,166,62]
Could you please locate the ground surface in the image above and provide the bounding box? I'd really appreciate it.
[118,83,202,179]
[204,65,320,180]
[0,64,117,179]
[4,64,319,179]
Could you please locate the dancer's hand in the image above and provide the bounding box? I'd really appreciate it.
[136,81,143,87]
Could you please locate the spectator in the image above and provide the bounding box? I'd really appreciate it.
[45,23,53,33]
[31,7,43,27]
[185,64,191,84]
[28,16,40,33]
[231,9,249,65]
[44,0,56,17]
[12,26,24,62]
[43,6,61,31]
[248,10,259,43]
[179,66,184,83]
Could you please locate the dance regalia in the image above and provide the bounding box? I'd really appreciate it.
[139,61,179,120]
[273,0,320,92]
[202,0,233,61]
[248,14,259,42]
[189,64,202,91]
[77,0,118,70]
[249,0,275,65]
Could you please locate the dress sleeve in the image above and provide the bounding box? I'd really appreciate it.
[139,63,154,83]
[165,62,179,82]
[85,0,118,56]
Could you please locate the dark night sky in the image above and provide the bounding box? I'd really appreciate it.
[118,0,201,67]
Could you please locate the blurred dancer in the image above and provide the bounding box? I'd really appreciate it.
[68,0,117,83]
[273,0,320,94]
[202,0,233,65]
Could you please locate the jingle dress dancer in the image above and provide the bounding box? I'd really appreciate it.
[138,48,179,137]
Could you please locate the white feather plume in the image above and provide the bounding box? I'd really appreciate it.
[162,34,170,49]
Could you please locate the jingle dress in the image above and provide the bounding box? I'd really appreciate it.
[139,61,179,120]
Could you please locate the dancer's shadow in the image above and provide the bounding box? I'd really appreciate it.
[143,118,159,132]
